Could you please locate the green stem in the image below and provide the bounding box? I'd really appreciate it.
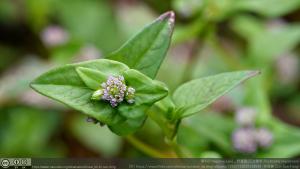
[166,137,191,158]
[125,135,168,158]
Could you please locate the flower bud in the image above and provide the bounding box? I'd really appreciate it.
[91,89,103,100]
[126,86,135,104]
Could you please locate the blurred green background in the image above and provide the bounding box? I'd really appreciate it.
[0,0,300,158]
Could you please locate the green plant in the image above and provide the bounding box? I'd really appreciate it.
[30,11,258,157]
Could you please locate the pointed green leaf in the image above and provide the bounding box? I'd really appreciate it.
[31,59,169,135]
[117,69,169,119]
[76,67,107,90]
[123,69,169,105]
[173,71,259,118]
[108,11,175,79]
[30,59,129,126]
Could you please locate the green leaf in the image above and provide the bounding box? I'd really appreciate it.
[54,0,122,53]
[172,0,203,18]
[108,11,175,79]
[232,16,300,66]
[108,116,147,136]
[249,24,300,66]
[122,69,169,106]
[76,67,107,90]
[0,106,63,156]
[173,71,259,118]
[31,59,128,127]
[31,59,168,135]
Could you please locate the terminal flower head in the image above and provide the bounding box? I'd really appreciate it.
[91,75,135,107]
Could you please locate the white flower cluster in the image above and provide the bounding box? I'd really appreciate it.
[232,127,273,153]
[91,75,135,107]
[232,107,273,153]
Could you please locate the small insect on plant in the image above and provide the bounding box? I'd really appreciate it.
[30,11,259,157]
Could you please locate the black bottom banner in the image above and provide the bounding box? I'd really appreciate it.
[1,158,300,169]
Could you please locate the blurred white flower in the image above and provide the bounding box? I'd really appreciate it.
[255,128,273,148]
[276,53,299,85]
[41,25,69,47]
[266,19,286,32]
[232,127,257,153]
[235,107,256,127]
[74,44,102,62]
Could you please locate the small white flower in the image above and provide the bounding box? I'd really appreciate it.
[232,128,257,153]
[126,86,135,104]
[235,107,256,127]
[41,25,69,47]
[255,128,273,148]
[92,75,135,107]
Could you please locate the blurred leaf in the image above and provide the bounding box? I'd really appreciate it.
[178,112,236,156]
[25,0,54,30]
[173,71,259,118]
[108,11,175,79]
[172,0,203,18]
[177,124,209,157]
[203,0,234,21]
[70,114,122,157]
[234,0,300,17]
[258,119,300,158]
[244,77,272,124]
[0,57,50,104]
[54,0,121,53]
[232,16,300,66]
[0,45,19,71]
[51,42,82,64]
[250,25,300,66]
[0,0,17,23]
[173,17,206,44]
[231,15,263,39]
[0,106,63,157]
[116,2,156,38]
[200,151,222,158]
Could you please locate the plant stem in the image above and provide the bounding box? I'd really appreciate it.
[171,141,186,158]
[125,135,169,158]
